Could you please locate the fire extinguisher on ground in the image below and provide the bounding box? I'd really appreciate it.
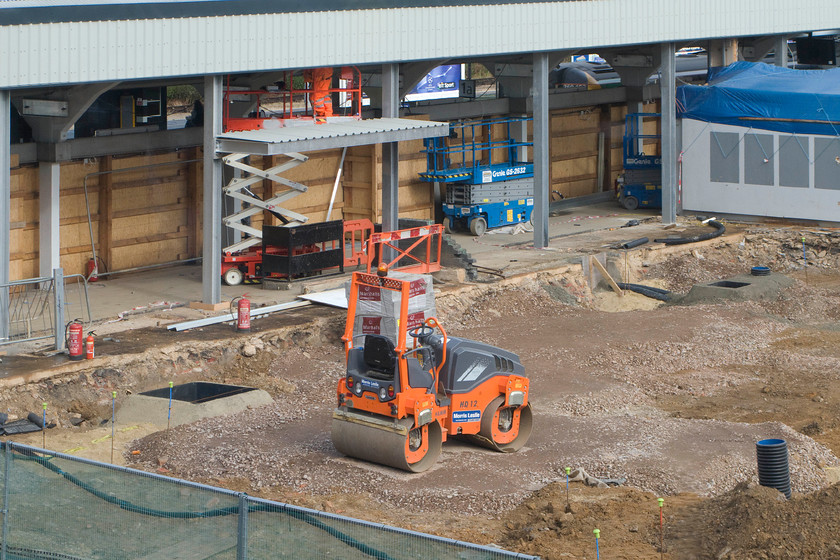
[85,332,95,359]
[232,296,251,332]
[67,320,84,361]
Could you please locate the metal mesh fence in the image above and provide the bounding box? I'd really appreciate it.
[0,443,538,560]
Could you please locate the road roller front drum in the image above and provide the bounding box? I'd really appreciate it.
[331,413,443,473]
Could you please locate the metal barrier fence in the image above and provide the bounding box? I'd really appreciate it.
[0,269,90,349]
[0,442,538,560]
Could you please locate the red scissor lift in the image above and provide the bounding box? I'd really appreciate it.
[218,68,442,286]
[220,67,366,285]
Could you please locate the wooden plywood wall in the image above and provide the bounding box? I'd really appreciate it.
[9,154,38,280]
[396,129,435,221]
[608,104,628,190]
[550,100,661,199]
[251,148,346,228]
[549,107,605,198]
[8,149,201,281]
[103,149,201,272]
[340,116,435,224]
[7,103,656,281]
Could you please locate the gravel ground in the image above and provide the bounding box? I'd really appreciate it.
[124,230,840,518]
[13,224,840,559]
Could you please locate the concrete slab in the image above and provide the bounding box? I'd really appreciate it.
[116,382,274,427]
[678,272,794,305]
[298,288,348,309]
[447,201,660,274]
[75,201,653,324]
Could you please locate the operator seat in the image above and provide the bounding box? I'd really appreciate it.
[363,335,397,378]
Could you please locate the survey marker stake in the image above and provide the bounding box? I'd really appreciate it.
[111,391,116,464]
[565,466,571,512]
[658,497,665,559]
[167,381,174,430]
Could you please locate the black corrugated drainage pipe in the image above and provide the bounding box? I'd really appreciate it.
[620,237,649,249]
[756,438,791,499]
[616,283,672,302]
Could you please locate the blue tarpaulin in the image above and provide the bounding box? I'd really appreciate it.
[676,61,840,136]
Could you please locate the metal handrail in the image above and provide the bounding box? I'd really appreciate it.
[422,116,533,177]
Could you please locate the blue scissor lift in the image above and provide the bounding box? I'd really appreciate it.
[617,112,662,210]
[420,117,534,236]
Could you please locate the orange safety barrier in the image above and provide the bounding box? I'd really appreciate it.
[343,219,374,267]
[365,224,443,275]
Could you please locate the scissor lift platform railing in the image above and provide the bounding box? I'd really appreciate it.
[420,116,534,185]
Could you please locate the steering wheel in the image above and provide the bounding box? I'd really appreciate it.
[407,325,435,339]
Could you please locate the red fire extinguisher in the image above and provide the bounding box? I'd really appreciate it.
[85,332,95,360]
[86,258,99,282]
[232,296,251,332]
[67,320,84,361]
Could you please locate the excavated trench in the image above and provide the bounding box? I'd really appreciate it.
[116,381,273,427]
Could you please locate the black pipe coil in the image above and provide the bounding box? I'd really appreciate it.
[654,219,726,245]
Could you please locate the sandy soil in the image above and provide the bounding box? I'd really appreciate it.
[6,226,840,559]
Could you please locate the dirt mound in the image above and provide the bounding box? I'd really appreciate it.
[671,481,840,559]
[499,482,699,560]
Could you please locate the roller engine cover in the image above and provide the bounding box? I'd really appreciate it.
[428,335,525,394]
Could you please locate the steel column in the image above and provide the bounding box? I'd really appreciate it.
[512,115,529,163]
[38,163,61,277]
[222,163,243,246]
[53,267,65,351]
[381,63,399,234]
[0,90,10,342]
[532,52,549,249]
[629,99,645,155]
[660,42,677,225]
[203,75,223,304]
[774,36,789,67]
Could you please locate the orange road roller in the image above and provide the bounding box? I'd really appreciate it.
[331,270,533,472]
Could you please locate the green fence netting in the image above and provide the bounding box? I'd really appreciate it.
[0,443,538,560]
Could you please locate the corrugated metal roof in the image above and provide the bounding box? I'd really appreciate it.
[0,0,582,25]
[215,117,449,155]
[1,0,840,88]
